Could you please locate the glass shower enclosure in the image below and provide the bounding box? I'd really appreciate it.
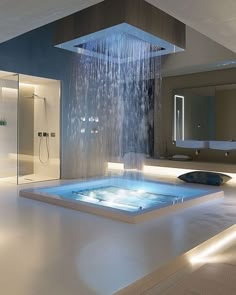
[0,70,60,184]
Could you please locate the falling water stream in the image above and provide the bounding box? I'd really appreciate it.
[67,32,162,179]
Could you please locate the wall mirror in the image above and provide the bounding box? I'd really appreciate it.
[173,83,236,150]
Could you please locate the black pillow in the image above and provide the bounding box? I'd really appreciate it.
[178,171,231,186]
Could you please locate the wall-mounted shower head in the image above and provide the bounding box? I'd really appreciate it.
[33,94,46,100]
[24,94,46,100]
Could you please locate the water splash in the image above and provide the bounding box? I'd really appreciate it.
[67,33,162,178]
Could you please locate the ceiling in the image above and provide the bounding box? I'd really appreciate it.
[146,0,236,53]
[0,0,236,55]
[0,0,103,43]
[0,0,236,53]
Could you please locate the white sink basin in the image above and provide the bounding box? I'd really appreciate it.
[209,141,236,151]
[176,140,209,149]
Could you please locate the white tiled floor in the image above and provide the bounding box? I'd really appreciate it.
[0,174,58,184]
[0,176,236,295]
[157,243,236,295]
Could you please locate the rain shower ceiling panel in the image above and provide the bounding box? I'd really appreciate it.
[54,0,186,61]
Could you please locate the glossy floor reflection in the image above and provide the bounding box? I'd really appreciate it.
[0,177,236,294]
[152,242,236,295]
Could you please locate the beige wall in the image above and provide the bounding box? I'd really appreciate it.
[215,89,236,140]
[162,27,236,77]
[34,82,60,179]
[155,67,236,163]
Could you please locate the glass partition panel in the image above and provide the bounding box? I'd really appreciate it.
[18,75,60,184]
[0,73,18,184]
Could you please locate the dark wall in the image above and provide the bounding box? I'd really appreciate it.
[156,68,236,163]
[0,23,80,178]
[0,24,72,78]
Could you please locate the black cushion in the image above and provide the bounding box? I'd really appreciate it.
[178,171,231,186]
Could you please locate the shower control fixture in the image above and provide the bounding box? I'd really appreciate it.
[88,116,99,123]
[38,132,50,137]
[89,117,95,122]
[0,119,7,126]
[91,128,99,134]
